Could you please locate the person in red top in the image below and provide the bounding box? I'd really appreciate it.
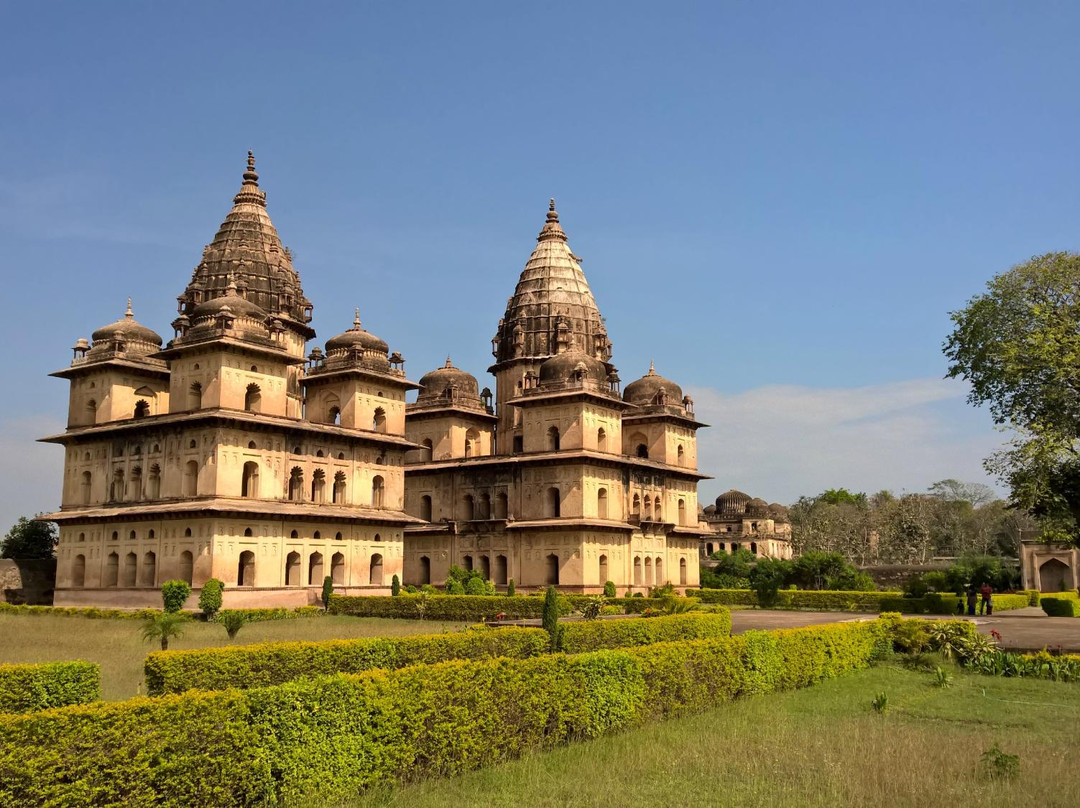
[979,582,993,615]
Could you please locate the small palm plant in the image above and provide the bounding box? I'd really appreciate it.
[871,691,889,714]
[141,611,187,651]
[933,666,953,688]
[219,610,247,640]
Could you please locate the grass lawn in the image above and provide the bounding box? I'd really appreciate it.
[0,613,467,700]
[351,662,1080,808]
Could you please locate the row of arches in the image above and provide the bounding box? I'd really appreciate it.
[704,541,757,556]
[72,550,192,588]
[632,555,689,587]
[456,492,510,521]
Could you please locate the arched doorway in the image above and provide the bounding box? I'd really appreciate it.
[369,553,384,586]
[545,553,559,585]
[237,550,255,586]
[1040,558,1072,592]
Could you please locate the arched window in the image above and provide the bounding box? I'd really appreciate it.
[244,384,261,413]
[147,465,161,499]
[598,553,608,583]
[72,554,86,588]
[371,475,385,508]
[750,542,758,555]
[655,556,664,585]
[122,552,137,587]
[179,550,194,585]
[128,530,136,540]
[77,532,85,542]
[479,493,491,520]
[134,400,150,419]
[633,556,643,586]
[643,496,652,521]
[188,382,202,410]
[421,439,433,461]
[373,407,387,433]
[465,428,480,458]
[632,493,641,520]
[327,403,341,425]
[462,494,475,521]
[419,555,431,585]
[420,495,432,522]
[545,553,560,585]
[241,461,259,498]
[288,467,304,501]
[290,530,299,539]
[677,444,685,464]
[183,460,199,497]
[636,444,648,459]
[129,467,143,501]
[331,552,345,585]
[644,557,653,587]
[653,496,662,521]
[494,554,508,586]
[308,552,324,585]
[184,528,192,537]
[311,470,326,503]
[81,471,93,504]
[546,426,560,451]
[678,498,686,525]
[142,551,157,587]
[545,487,561,518]
[335,531,342,540]
[679,557,688,586]
[332,471,346,504]
[285,551,302,586]
[243,528,253,537]
[103,552,118,588]
[86,399,98,423]
[495,492,508,519]
[480,555,491,580]
[463,554,474,571]
[237,550,254,586]
[597,427,607,452]
[111,531,119,541]
[369,553,384,585]
[373,533,380,542]
[597,488,608,519]
[110,469,125,502]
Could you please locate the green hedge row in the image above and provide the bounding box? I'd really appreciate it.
[878,593,1031,614]
[1041,597,1080,617]
[328,593,572,621]
[688,588,901,611]
[145,612,732,695]
[0,603,324,622]
[0,661,100,714]
[0,620,886,807]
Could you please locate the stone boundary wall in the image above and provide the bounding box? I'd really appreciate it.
[0,559,56,605]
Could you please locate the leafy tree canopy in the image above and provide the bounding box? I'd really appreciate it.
[0,517,57,560]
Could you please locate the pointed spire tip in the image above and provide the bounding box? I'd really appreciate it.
[125,297,133,318]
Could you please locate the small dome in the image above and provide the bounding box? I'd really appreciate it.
[768,503,790,523]
[191,280,268,322]
[324,309,388,355]
[702,504,716,515]
[623,361,683,407]
[716,489,751,515]
[538,350,608,385]
[90,300,163,348]
[418,357,480,401]
[747,497,769,517]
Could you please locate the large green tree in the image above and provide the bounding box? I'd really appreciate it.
[944,251,1080,539]
[0,517,57,559]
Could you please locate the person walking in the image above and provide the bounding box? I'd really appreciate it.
[966,586,978,616]
[979,582,993,616]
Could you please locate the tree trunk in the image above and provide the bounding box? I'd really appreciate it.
[161,637,168,651]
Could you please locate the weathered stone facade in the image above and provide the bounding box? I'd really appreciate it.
[402,201,709,593]
[700,489,794,559]
[1020,539,1079,593]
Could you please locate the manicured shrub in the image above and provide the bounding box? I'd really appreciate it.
[220,611,247,639]
[0,602,323,622]
[506,578,516,596]
[687,588,1030,614]
[603,580,616,598]
[160,580,191,613]
[391,574,400,597]
[198,578,224,620]
[321,576,334,610]
[0,661,99,714]
[141,612,187,651]
[1041,596,1080,617]
[543,586,562,651]
[464,576,487,596]
[561,612,731,653]
[4,620,889,806]
[329,593,572,622]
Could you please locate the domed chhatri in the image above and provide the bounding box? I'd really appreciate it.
[89,299,163,354]
[190,277,268,322]
[538,350,609,386]
[325,309,389,356]
[716,489,751,514]
[418,357,481,402]
[702,490,794,561]
[623,361,684,408]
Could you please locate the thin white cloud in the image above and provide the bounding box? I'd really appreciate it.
[689,377,1005,505]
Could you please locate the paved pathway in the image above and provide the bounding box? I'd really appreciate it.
[730,608,1080,652]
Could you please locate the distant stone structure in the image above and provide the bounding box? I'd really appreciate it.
[700,490,793,559]
[40,160,709,604]
[1020,534,1079,593]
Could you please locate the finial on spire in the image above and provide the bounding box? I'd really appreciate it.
[547,198,559,222]
[445,356,453,368]
[125,297,133,318]
[353,308,362,330]
[243,150,259,185]
[225,270,239,295]
[648,359,656,375]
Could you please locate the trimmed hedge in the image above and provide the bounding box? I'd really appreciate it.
[0,661,100,714]
[689,588,901,611]
[146,612,733,695]
[0,620,886,806]
[0,602,323,622]
[1042,597,1080,617]
[879,593,1031,615]
[329,593,574,621]
[146,626,548,695]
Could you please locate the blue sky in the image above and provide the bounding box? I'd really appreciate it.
[2,2,1077,529]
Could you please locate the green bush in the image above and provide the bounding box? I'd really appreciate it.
[160,580,191,613]
[0,602,322,622]
[464,576,487,596]
[1024,589,1041,606]
[689,588,1030,614]
[329,593,572,621]
[0,661,100,714]
[3,620,889,806]
[561,612,731,653]
[603,580,616,598]
[506,579,516,596]
[145,626,550,695]
[1041,597,1080,617]
[198,579,224,620]
[391,574,400,597]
